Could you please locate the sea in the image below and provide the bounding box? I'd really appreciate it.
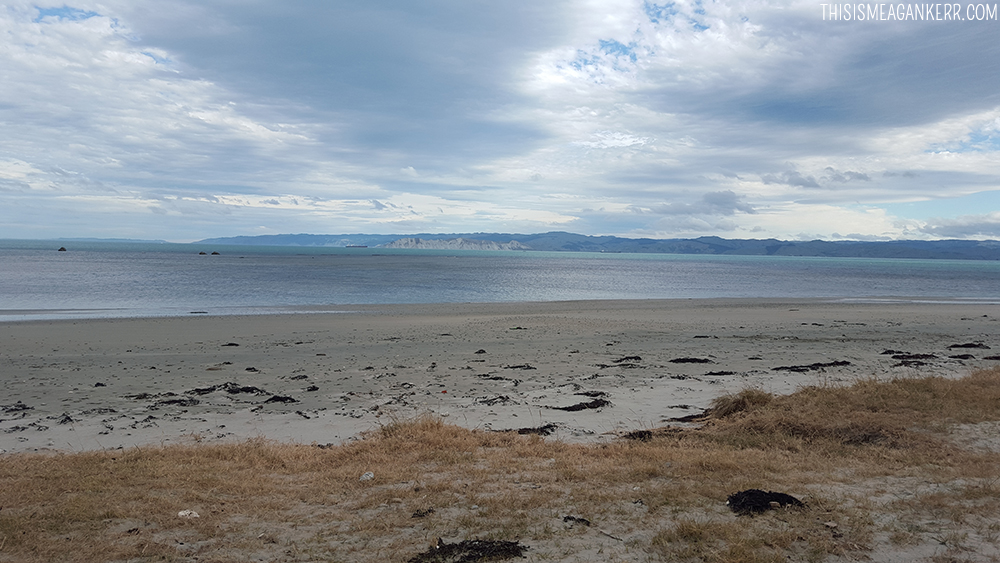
[1,239,999,322]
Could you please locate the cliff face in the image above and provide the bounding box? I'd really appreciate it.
[381,237,531,251]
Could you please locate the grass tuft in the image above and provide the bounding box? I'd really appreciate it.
[709,387,773,418]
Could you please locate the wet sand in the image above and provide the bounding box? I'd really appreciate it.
[2,298,998,454]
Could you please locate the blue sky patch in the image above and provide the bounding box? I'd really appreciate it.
[644,2,678,24]
[33,6,100,23]
[928,131,1000,154]
[569,51,599,70]
[599,39,637,62]
[879,190,1000,221]
[964,132,1000,151]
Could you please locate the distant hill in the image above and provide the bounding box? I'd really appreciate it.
[57,237,170,244]
[194,232,1000,260]
[382,237,531,251]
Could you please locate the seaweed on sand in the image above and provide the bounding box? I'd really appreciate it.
[772,360,851,372]
[727,489,804,515]
[550,398,611,411]
[408,538,527,563]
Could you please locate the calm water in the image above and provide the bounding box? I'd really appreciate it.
[1,239,999,321]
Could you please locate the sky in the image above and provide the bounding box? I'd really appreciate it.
[1,1,1000,242]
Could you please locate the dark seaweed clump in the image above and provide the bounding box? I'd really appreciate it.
[622,430,653,441]
[727,489,804,515]
[408,539,527,563]
[551,398,611,412]
[772,360,850,373]
[515,423,558,436]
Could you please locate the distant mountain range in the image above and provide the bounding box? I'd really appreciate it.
[193,232,1000,260]
[381,237,532,251]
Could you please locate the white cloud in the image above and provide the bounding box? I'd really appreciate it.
[0,159,43,183]
[754,204,928,241]
[574,131,652,149]
[919,212,1000,239]
[0,3,319,193]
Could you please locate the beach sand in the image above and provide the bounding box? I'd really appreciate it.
[2,298,998,455]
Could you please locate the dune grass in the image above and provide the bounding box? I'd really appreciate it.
[2,367,1000,562]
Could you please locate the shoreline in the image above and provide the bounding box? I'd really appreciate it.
[3,295,1000,324]
[2,298,998,455]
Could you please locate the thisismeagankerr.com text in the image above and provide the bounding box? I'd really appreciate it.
[822,3,998,20]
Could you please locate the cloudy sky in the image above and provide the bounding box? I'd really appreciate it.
[2,1,999,242]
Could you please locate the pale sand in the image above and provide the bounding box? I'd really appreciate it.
[1,298,998,454]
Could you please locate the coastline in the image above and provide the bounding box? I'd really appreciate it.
[2,298,998,455]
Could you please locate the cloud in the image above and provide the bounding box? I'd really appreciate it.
[0,3,317,196]
[919,213,1000,238]
[573,131,651,149]
[824,167,870,183]
[638,190,756,216]
[761,171,821,188]
[1,1,999,241]
[702,191,756,215]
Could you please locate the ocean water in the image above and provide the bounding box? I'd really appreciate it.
[1,239,999,321]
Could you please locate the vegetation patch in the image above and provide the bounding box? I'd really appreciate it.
[1,368,1000,562]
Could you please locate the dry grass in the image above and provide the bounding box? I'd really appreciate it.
[3,368,1000,562]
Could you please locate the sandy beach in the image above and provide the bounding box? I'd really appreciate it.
[2,298,998,455]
